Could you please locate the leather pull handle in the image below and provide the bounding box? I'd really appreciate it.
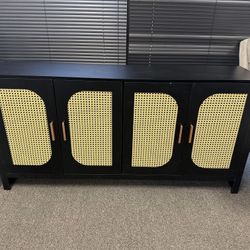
[62,121,67,141]
[188,124,194,144]
[178,124,183,144]
[49,121,56,141]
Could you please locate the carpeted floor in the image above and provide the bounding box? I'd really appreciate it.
[0,164,250,250]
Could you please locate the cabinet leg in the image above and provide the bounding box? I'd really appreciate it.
[1,176,16,190]
[229,177,242,194]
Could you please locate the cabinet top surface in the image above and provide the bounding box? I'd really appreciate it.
[0,61,250,82]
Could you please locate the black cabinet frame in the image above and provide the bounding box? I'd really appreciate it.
[1,63,250,193]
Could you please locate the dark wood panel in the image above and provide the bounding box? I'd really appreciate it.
[0,78,61,175]
[0,61,250,82]
[54,79,123,174]
[123,82,191,175]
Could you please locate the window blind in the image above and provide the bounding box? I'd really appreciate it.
[208,0,250,65]
[128,0,250,65]
[0,0,127,65]
[0,0,50,60]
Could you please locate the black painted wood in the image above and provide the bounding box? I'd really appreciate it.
[0,61,250,192]
[0,61,250,82]
[0,78,61,175]
[123,82,191,175]
[54,79,123,175]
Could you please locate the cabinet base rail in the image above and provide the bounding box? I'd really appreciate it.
[1,174,242,193]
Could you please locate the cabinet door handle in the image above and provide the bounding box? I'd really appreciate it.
[49,121,56,141]
[188,124,194,144]
[178,124,183,144]
[62,121,67,141]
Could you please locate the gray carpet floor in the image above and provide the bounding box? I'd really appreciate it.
[0,165,250,250]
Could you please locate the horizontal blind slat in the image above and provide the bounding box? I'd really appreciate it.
[128,0,250,65]
[0,0,127,65]
[128,0,215,65]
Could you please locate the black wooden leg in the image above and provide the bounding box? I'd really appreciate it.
[1,176,16,190]
[1,175,11,190]
[229,177,242,194]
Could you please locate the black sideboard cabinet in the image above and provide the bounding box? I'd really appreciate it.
[1,61,250,193]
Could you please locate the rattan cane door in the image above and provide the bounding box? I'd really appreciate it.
[54,79,122,174]
[123,82,191,174]
[186,83,250,175]
[0,78,60,174]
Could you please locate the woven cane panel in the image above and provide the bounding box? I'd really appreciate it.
[68,91,112,166]
[0,89,52,166]
[192,93,247,169]
[132,93,178,167]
